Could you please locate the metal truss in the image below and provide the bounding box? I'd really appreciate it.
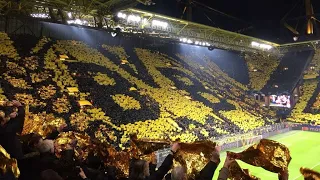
[279,40,319,51]
[115,8,280,53]
[1,1,318,53]
[0,0,147,16]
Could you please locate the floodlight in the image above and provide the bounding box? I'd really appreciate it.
[111,32,117,37]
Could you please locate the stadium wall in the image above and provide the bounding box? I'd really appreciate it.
[220,123,320,151]
[220,125,291,151]
[291,124,320,132]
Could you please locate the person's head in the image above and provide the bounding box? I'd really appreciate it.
[40,169,63,180]
[0,106,17,126]
[29,134,43,148]
[37,139,54,153]
[86,152,102,169]
[171,166,187,180]
[0,110,5,125]
[129,159,149,180]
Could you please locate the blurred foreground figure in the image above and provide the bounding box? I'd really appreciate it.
[40,169,63,180]
[0,100,25,159]
[170,166,187,180]
[0,144,20,179]
[300,167,320,180]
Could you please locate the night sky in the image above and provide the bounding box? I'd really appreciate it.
[137,0,320,43]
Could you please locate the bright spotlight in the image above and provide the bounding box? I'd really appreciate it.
[260,44,272,50]
[67,12,72,18]
[73,19,82,25]
[67,20,74,24]
[187,39,193,43]
[117,12,127,19]
[151,20,168,28]
[111,32,117,37]
[127,15,141,22]
[182,38,187,43]
[208,46,214,51]
[31,13,49,18]
[195,41,199,45]
[251,41,259,47]
[293,36,298,41]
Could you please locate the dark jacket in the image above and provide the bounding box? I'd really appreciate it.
[146,154,173,180]
[130,154,173,180]
[196,161,219,180]
[217,167,229,180]
[0,106,25,159]
[165,161,219,180]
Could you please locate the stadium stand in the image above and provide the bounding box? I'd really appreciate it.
[1,20,320,180]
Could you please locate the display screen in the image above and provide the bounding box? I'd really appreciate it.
[269,95,291,108]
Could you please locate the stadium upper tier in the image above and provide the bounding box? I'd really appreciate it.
[288,48,320,124]
[0,30,281,147]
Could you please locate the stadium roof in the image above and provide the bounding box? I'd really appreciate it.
[0,0,150,16]
[137,0,320,44]
[2,0,320,52]
[117,8,279,52]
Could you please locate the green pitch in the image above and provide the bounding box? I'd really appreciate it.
[212,131,320,180]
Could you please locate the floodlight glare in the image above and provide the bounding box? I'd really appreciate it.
[117,12,127,19]
[127,15,141,22]
[111,32,117,37]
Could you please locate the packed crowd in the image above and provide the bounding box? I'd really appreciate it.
[0,33,280,146]
[244,52,280,90]
[0,101,262,180]
[289,49,320,124]
[1,102,319,180]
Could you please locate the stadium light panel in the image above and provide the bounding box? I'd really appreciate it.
[151,20,168,28]
[111,32,117,37]
[260,44,272,50]
[75,19,83,25]
[31,13,49,18]
[182,38,187,43]
[117,12,127,19]
[251,41,272,50]
[127,15,141,22]
[187,39,193,43]
[67,20,74,24]
[251,41,259,47]
[195,41,199,45]
[67,12,72,18]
